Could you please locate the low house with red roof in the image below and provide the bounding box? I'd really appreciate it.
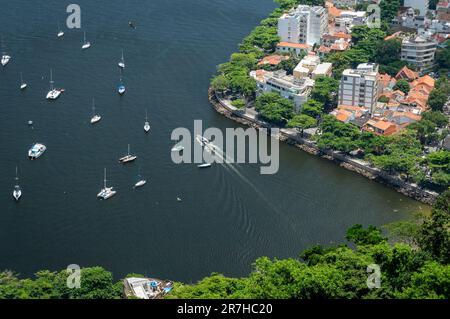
[276,42,312,57]
[257,55,289,67]
[395,66,419,81]
[363,119,398,136]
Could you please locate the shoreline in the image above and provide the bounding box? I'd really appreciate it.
[208,87,438,206]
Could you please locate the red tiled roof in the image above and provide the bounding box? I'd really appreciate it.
[277,42,311,49]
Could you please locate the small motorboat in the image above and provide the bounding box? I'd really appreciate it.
[197,163,212,168]
[57,30,64,38]
[28,143,46,160]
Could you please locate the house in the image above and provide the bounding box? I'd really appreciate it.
[312,63,333,78]
[395,66,419,81]
[363,119,398,136]
[257,54,289,66]
[276,42,312,56]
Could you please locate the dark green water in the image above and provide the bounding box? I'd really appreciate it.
[0,0,428,282]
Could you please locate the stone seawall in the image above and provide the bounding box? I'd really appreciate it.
[208,88,439,205]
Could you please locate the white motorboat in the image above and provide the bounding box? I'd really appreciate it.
[46,69,61,100]
[12,166,22,201]
[90,98,101,124]
[171,145,184,152]
[20,72,27,90]
[197,163,212,168]
[134,179,147,188]
[81,31,91,49]
[118,144,137,163]
[144,109,150,132]
[1,54,10,66]
[28,143,46,160]
[97,168,116,200]
[118,50,125,68]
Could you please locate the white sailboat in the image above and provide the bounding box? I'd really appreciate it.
[144,109,150,133]
[46,69,61,100]
[19,72,27,90]
[133,168,147,188]
[118,144,137,163]
[117,75,126,95]
[118,50,125,68]
[81,31,91,50]
[12,166,22,201]
[1,37,11,66]
[97,168,116,200]
[57,22,64,38]
[90,98,101,124]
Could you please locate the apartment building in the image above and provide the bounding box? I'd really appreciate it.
[400,36,437,70]
[250,69,315,112]
[404,0,429,16]
[278,5,328,46]
[332,0,357,8]
[338,63,379,114]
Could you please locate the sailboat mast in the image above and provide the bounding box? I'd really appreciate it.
[104,168,107,188]
[128,144,130,156]
[49,69,54,90]
[20,72,23,84]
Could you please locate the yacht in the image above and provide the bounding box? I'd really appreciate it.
[171,145,184,152]
[1,37,10,66]
[1,54,10,66]
[117,76,126,95]
[28,143,46,160]
[134,179,147,188]
[46,69,61,100]
[118,50,125,68]
[144,109,150,132]
[118,144,137,163]
[81,31,91,50]
[12,166,22,202]
[20,72,27,90]
[90,98,101,124]
[97,168,116,200]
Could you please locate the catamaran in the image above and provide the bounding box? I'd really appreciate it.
[57,22,64,37]
[117,76,126,95]
[81,31,91,50]
[12,166,22,201]
[144,109,150,133]
[19,72,27,90]
[118,144,137,163]
[90,98,101,124]
[28,143,46,160]
[97,168,116,200]
[46,69,61,100]
[118,50,125,68]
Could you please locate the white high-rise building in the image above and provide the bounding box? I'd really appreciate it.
[338,63,379,113]
[278,5,328,46]
[404,0,429,16]
[401,35,437,70]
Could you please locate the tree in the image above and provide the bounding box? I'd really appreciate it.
[210,75,230,94]
[422,111,448,128]
[301,99,323,118]
[310,76,339,111]
[254,92,294,125]
[231,99,246,109]
[346,224,386,245]
[287,114,316,135]
[393,79,411,94]
[428,88,448,112]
